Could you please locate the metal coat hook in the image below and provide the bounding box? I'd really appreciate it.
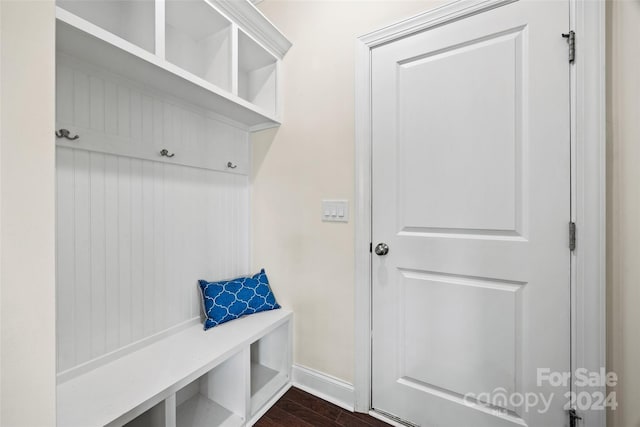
[227,162,237,169]
[160,149,175,158]
[55,129,79,141]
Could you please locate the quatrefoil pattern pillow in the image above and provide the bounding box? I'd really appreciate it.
[198,269,281,330]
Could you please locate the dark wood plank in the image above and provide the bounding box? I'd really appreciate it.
[285,387,343,421]
[253,415,281,427]
[275,398,340,427]
[336,411,380,427]
[351,412,393,427]
[264,406,314,427]
[257,387,391,427]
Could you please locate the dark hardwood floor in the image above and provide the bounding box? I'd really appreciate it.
[255,387,391,427]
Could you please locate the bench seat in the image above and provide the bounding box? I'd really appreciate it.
[57,309,293,427]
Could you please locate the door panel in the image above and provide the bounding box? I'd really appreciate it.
[371,1,570,426]
[398,29,523,234]
[400,270,522,403]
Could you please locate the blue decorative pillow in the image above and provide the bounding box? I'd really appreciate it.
[198,269,281,330]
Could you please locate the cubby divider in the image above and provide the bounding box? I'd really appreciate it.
[176,349,248,427]
[250,321,292,415]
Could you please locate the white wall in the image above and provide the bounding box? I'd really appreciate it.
[251,0,441,384]
[607,1,640,426]
[0,0,56,425]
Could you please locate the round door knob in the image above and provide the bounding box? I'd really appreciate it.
[375,243,389,256]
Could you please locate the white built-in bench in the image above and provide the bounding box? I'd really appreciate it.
[57,309,293,427]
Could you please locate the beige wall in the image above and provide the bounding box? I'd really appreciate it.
[252,1,441,383]
[607,1,640,426]
[0,0,56,425]
[253,3,640,425]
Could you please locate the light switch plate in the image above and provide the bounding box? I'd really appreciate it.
[322,200,349,223]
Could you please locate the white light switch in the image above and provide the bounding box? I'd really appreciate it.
[322,200,349,223]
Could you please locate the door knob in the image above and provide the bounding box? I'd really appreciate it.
[375,243,389,256]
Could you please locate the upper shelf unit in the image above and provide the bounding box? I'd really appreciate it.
[55,0,291,131]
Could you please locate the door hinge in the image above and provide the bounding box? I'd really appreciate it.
[370,242,373,253]
[562,31,575,63]
[568,408,582,427]
[569,221,577,251]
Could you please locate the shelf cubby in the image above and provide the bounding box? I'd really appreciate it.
[55,0,290,130]
[57,0,155,53]
[250,321,291,415]
[57,308,292,427]
[238,30,278,115]
[176,350,246,427]
[165,0,232,91]
[123,399,170,427]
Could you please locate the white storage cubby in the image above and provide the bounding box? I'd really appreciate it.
[165,0,232,91]
[238,31,278,115]
[250,321,291,415]
[176,350,247,427]
[55,0,290,129]
[57,0,155,53]
[57,310,292,427]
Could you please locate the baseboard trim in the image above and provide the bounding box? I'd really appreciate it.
[291,364,355,412]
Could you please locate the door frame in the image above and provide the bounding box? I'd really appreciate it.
[353,0,606,425]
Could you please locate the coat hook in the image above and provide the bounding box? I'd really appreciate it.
[227,161,237,169]
[160,149,175,158]
[55,129,79,141]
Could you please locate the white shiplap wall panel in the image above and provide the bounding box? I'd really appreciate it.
[73,150,92,366]
[57,148,76,370]
[56,148,250,373]
[104,155,120,355]
[55,56,250,375]
[89,152,107,359]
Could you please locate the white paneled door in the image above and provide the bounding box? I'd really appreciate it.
[371,1,571,426]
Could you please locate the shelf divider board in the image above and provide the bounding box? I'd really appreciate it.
[166,394,177,427]
[231,24,239,96]
[249,321,292,415]
[155,0,165,59]
[243,347,252,424]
